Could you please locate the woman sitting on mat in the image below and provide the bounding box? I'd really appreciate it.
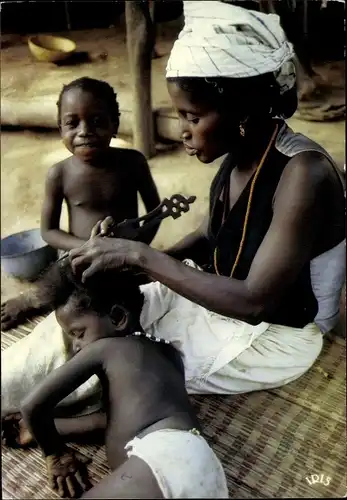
[69,1,345,395]
[1,1,345,413]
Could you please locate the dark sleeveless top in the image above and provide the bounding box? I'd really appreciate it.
[206,121,321,328]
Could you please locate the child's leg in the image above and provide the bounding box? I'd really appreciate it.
[55,412,107,443]
[82,455,164,499]
[2,411,106,448]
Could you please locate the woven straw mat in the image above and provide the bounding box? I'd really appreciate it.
[1,317,346,499]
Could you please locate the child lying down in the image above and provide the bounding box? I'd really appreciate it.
[3,260,228,499]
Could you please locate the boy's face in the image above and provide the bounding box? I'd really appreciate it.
[59,88,115,163]
[56,302,117,353]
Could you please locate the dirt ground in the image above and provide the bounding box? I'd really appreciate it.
[1,22,181,121]
[2,20,345,130]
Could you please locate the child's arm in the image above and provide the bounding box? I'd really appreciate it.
[135,153,161,245]
[20,339,108,456]
[41,164,86,251]
[2,411,106,449]
[20,339,110,497]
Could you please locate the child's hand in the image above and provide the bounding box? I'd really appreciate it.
[46,448,92,498]
[90,216,115,239]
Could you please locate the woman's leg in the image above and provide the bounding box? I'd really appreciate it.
[187,322,323,394]
[139,280,175,331]
[139,259,203,332]
[140,268,323,395]
[82,456,163,499]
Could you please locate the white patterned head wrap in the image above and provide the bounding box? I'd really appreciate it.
[166,1,296,99]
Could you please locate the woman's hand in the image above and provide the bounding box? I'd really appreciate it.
[46,447,92,498]
[69,237,145,283]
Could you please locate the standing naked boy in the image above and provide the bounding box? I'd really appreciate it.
[1,77,161,331]
[3,262,228,499]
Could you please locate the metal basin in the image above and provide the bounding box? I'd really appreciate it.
[1,228,57,281]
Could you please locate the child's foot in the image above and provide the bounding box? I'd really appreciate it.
[1,296,31,331]
[2,413,35,448]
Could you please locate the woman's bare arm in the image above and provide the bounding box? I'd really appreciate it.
[70,154,330,324]
[137,156,328,322]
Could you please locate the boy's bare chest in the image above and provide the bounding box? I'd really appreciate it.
[63,168,136,208]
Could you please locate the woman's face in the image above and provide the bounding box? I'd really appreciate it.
[167,81,240,164]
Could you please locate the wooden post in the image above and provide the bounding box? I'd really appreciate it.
[148,0,159,58]
[125,1,156,159]
[258,1,276,14]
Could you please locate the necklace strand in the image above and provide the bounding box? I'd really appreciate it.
[214,123,279,277]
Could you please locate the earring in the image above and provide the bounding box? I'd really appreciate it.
[239,116,249,137]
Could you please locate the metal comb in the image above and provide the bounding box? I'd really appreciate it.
[57,194,196,264]
[108,193,196,240]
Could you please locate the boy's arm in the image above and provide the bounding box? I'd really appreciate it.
[21,339,108,456]
[135,153,161,245]
[41,164,86,251]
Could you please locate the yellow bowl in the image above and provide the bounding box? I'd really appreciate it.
[28,34,76,63]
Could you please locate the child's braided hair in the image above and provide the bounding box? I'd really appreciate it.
[44,258,144,326]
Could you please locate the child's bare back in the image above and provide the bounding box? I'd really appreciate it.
[10,264,228,498]
[22,334,197,467]
[101,337,194,465]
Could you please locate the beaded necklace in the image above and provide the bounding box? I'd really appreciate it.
[213,123,279,277]
[130,331,170,345]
